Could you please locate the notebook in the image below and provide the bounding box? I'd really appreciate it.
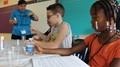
[32,56,90,67]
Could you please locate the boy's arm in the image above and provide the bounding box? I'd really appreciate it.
[28,12,39,21]
[32,14,39,21]
[9,18,17,25]
[35,23,70,48]
[37,31,51,41]
[9,11,17,25]
[31,28,51,41]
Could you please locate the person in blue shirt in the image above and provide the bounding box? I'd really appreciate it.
[9,0,38,40]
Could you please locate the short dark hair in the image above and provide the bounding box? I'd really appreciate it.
[47,3,65,17]
[18,0,27,5]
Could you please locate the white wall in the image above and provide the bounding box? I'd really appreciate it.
[1,0,56,40]
[27,0,55,33]
[0,0,31,8]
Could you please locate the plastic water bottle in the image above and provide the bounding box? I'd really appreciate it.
[73,35,79,40]
[16,39,21,59]
[26,38,34,55]
[8,46,17,67]
[10,46,17,60]
[0,35,4,50]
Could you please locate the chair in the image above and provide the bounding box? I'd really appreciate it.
[72,38,88,63]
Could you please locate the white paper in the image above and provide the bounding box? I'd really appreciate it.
[32,56,90,67]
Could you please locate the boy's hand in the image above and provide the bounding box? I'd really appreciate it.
[31,28,38,35]
[12,18,17,24]
[13,19,17,24]
[31,28,41,36]
[28,12,34,17]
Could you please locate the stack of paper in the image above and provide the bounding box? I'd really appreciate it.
[32,56,90,67]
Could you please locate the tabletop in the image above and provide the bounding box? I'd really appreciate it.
[0,40,89,67]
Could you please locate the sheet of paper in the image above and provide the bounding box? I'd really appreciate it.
[32,56,90,67]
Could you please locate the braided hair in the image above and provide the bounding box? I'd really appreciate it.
[91,0,120,33]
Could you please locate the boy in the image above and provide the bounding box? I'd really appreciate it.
[9,0,38,40]
[33,3,72,48]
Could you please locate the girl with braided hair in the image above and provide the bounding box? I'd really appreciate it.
[34,0,120,67]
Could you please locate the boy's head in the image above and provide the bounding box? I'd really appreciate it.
[18,0,27,5]
[47,3,65,25]
[47,3,65,17]
[18,0,27,12]
[90,0,118,32]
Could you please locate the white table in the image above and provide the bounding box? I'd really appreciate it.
[0,40,60,67]
[0,40,89,67]
[0,54,60,67]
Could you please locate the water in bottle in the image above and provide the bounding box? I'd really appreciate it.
[25,38,34,55]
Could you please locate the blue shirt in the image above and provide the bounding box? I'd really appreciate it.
[10,9,34,36]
